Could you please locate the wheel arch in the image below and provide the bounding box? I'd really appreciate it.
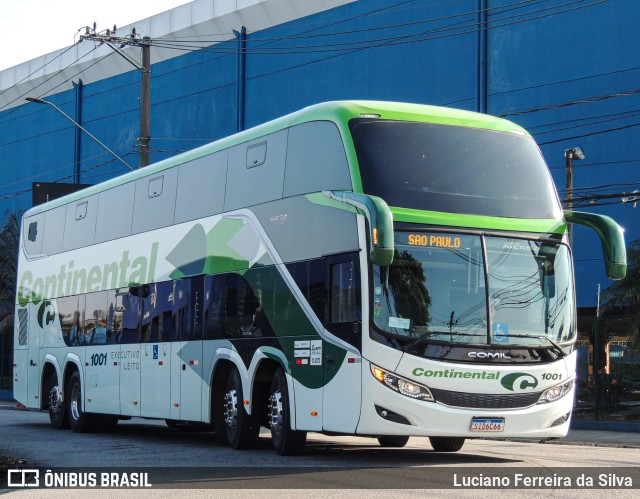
[62,354,83,409]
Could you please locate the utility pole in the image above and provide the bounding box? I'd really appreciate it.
[564,147,586,246]
[80,25,152,167]
[140,37,151,167]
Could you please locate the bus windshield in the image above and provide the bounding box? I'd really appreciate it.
[371,231,575,348]
[350,119,562,219]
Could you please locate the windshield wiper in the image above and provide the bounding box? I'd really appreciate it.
[402,331,485,352]
[501,333,567,358]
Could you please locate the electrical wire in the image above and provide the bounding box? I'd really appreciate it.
[146,0,605,56]
[0,46,99,115]
[501,88,640,118]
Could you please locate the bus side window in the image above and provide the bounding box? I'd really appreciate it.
[119,288,142,344]
[174,277,204,341]
[326,253,361,350]
[287,258,327,328]
[204,274,225,339]
[84,291,108,346]
[141,281,175,343]
[59,295,80,347]
[106,289,124,344]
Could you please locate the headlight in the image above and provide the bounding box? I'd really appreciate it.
[371,364,434,401]
[538,379,574,404]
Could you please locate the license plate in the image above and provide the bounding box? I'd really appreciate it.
[470,417,505,432]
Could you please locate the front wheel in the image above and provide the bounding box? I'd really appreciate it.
[377,435,409,448]
[429,436,465,452]
[48,371,68,429]
[66,371,99,433]
[268,368,306,455]
[223,368,259,449]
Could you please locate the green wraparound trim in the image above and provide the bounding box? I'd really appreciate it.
[391,206,566,234]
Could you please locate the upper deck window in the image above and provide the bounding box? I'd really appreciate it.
[349,119,562,219]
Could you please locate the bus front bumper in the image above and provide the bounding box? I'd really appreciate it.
[356,369,574,439]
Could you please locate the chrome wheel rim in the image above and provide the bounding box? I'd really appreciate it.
[70,383,81,421]
[49,384,63,418]
[223,389,238,429]
[268,390,284,438]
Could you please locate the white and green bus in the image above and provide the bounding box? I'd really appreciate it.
[13,101,626,455]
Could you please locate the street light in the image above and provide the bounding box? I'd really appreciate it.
[25,97,134,171]
[564,146,586,246]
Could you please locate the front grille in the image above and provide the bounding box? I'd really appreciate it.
[430,387,541,409]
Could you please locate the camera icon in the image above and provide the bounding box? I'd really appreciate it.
[7,469,39,487]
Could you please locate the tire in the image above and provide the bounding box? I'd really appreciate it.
[66,371,99,433]
[223,368,259,449]
[165,419,179,429]
[212,384,227,440]
[268,368,306,456]
[377,435,409,448]
[429,436,465,452]
[48,371,69,429]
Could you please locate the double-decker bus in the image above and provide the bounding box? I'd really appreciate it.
[13,101,626,455]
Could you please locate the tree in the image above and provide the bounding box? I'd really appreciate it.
[600,239,640,354]
[0,211,20,389]
[0,212,20,322]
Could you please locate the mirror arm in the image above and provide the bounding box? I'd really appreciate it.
[324,191,394,266]
[565,210,627,280]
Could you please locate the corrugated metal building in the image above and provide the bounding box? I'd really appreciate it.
[0,0,638,307]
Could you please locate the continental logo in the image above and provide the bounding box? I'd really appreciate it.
[412,368,543,392]
[18,243,159,307]
[500,372,539,392]
[412,368,499,380]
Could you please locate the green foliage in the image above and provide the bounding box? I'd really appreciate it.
[0,212,20,320]
[387,250,431,327]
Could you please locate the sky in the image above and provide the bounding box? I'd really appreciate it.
[0,0,191,71]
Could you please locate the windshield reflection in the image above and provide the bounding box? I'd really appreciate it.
[372,232,574,349]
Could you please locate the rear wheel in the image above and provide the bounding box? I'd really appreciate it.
[377,435,409,448]
[223,368,259,449]
[268,368,306,455]
[66,371,99,433]
[429,436,465,452]
[48,371,68,429]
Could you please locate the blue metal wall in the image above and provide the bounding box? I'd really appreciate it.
[1,0,638,306]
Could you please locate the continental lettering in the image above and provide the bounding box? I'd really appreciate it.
[17,242,159,306]
[412,367,500,380]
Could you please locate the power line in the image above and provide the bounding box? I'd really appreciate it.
[548,159,640,171]
[538,120,640,145]
[0,46,99,115]
[526,107,640,131]
[147,0,604,56]
[500,88,640,118]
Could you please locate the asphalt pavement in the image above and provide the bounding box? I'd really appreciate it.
[2,400,639,449]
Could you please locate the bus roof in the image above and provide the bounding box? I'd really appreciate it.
[24,100,529,218]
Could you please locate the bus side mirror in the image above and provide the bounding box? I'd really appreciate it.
[564,210,627,280]
[325,191,395,266]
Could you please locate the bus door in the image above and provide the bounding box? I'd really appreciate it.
[322,254,362,433]
[171,276,204,422]
[26,302,42,407]
[119,287,143,417]
[140,281,174,419]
